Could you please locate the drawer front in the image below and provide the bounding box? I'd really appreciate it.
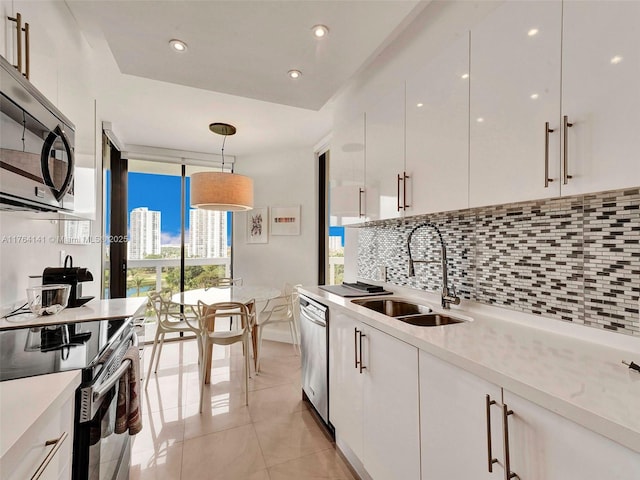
[6,394,73,480]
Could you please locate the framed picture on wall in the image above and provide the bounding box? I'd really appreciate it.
[247,207,268,244]
[270,205,300,235]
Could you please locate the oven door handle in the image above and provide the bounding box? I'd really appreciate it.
[80,329,137,422]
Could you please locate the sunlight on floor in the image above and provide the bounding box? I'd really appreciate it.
[131,338,355,479]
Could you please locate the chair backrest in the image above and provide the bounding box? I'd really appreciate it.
[282,283,301,313]
[259,287,297,325]
[207,277,243,289]
[196,300,253,334]
[148,292,199,332]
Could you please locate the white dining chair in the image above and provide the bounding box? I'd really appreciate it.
[255,283,300,372]
[195,300,255,412]
[204,277,243,290]
[145,292,201,389]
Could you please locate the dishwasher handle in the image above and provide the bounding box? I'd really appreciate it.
[300,307,327,327]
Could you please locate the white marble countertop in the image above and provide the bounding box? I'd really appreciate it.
[0,370,80,460]
[0,297,146,331]
[299,285,640,454]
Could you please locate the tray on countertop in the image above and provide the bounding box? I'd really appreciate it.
[318,283,393,298]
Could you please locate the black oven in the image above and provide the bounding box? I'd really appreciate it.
[0,318,137,480]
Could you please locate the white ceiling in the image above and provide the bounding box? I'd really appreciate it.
[66,0,428,157]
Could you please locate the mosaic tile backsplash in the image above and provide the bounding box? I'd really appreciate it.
[357,188,640,336]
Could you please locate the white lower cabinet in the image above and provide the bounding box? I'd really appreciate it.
[329,310,420,479]
[419,350,640,480]
[5,391,74,480]
[419,350,501,480]
[503,391,640,480]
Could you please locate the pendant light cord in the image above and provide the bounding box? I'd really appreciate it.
[221,134,227,170]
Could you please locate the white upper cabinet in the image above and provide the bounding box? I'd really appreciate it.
[469,0,562,208]
[330,112,366,225]
[365,83,405,221]
[560,0,640,195]
[406,33,470,214]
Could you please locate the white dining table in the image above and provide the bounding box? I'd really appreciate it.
[171,285,281,380]
[171,285,280,307]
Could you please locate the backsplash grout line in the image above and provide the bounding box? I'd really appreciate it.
[356,188,640,336]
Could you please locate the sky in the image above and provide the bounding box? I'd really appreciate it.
[106,171,232,245]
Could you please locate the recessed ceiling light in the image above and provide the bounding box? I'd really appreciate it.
[461,73,469,79]
[288,69,302,79]
[169,39,188,52]
[312,24,329,38]
[530,93,539,99]
[416,103,424,108]
[476,117,485,123]
[611,55,623,64]
[528,28,539,37]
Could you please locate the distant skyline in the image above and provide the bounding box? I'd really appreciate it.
[106,171,232,245]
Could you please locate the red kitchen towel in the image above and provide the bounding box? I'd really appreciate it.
[115,346,142,435]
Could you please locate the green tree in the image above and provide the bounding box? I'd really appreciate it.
[127,274,144,297]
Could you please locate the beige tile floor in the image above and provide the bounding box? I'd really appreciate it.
[132,337,356,480]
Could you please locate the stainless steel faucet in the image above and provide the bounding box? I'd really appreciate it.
[407,222,460,309]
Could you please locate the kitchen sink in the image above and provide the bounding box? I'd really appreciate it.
[351,298,432,317]
[395,313,464,327]
[351,298,467,327]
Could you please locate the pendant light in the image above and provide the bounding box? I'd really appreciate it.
[191,122,254,211]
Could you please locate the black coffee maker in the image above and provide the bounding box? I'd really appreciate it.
[42,255,94,307]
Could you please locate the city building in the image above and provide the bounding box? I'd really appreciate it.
[187,208,227,258]
[128,207,161,259]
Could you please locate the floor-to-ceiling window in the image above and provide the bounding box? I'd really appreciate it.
[104,145,233,299]
[319,149,346,286]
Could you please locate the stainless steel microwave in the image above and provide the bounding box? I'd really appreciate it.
[0,55,75,212]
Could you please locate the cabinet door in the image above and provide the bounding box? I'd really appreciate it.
[365,83,405,221]
[504,390,640,480]
[328,310,364,458]
[330,113,366,225]
[560,1,640,196]
[469,0,562,207]
[5,393,74,480]
[362,326,420,480]
[419,350,501,480]
[406,33,470,214]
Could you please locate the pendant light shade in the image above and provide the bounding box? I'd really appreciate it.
[190,122,254,211]
[191,171,253,211]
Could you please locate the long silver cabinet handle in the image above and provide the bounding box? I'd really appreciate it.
[403,171,410,209]
[502,403,519,480]
[23,21,29,79]
[358,188,365,218]
[7,13,23,74]
[354,328,359,369]
[358,331,366,373]
[31,431,68,480]
[563,115,573,185]
[486,395,498,472]
[397,174,402,211]
[544,122,555,187]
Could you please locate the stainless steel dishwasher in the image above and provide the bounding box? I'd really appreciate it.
[299,294,331,432]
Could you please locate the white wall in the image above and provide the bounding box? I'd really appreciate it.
[0,1,101,306]
[233,148,318,342]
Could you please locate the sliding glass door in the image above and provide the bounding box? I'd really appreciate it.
[104,153,233,299]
